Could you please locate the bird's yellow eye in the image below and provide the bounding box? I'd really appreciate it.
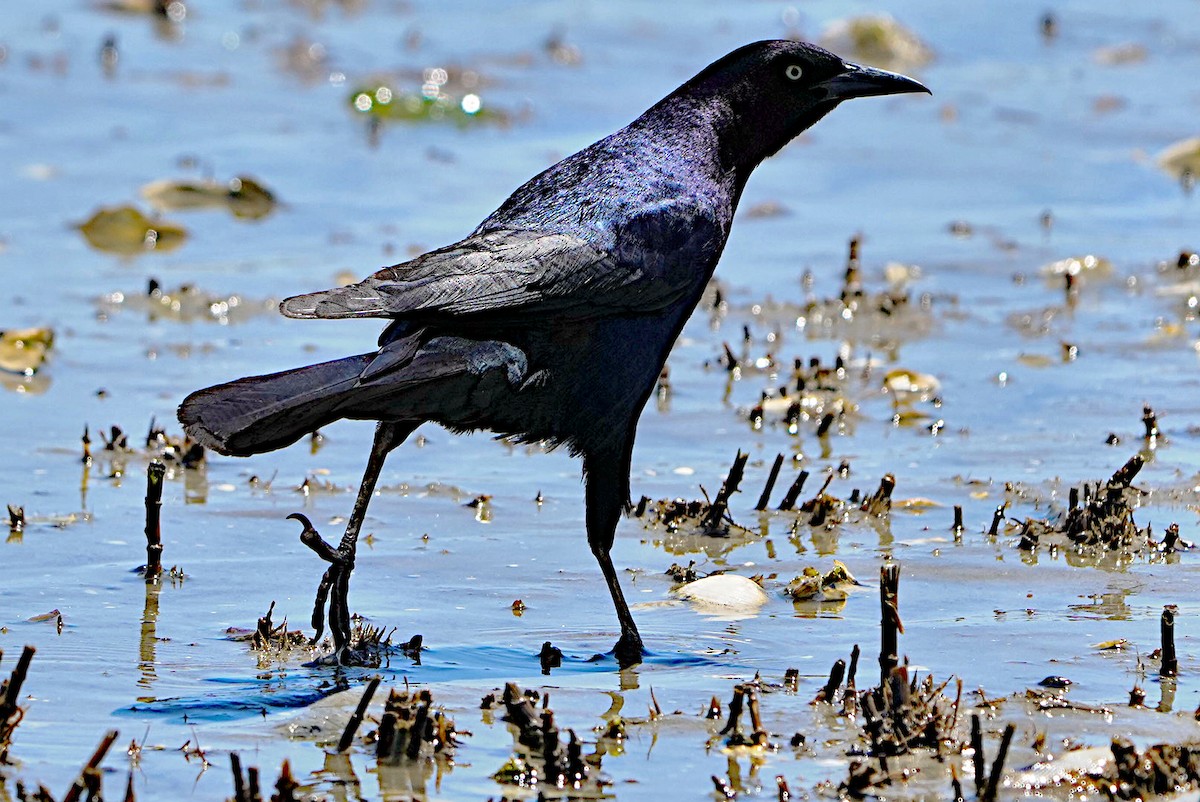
[785,64,804,81]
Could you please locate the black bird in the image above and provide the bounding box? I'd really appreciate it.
[179,40,928,666]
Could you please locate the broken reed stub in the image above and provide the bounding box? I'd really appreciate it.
[846,643,861,689]
[970,714,985,797]
[817,658,846,704]
[718,685,745,736]
[754,453,785,511]
[143,460,166,580]
[0,645,37,763]
[777,470,809,511]
[860,473,895,517]
[81,425,92,466]
[878,563,901,685]
[61,729,119,802]
[229,753,276,802]
[843,646,861,719]
[701,450,748,531]
[987,504,1005,536]
[1160,605,1178,678]
[338,676,381,753]
[1109,453,1143,488]
[1142,405,1159,440]
[816,412,836,438]
[981,723,1016,802]
[539,641,563,674]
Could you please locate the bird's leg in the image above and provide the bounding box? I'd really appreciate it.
[584,445,644,667]
[594,540,644,666]
[292,421,411,663]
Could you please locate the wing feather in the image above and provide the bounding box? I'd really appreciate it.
[281,201,720,323]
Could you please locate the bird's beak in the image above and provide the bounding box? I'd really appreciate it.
[816,62,930,101]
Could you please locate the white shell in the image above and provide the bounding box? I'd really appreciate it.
[1011,746,1113,790]
[673,574,769,610]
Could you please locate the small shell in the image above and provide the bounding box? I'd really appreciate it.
[784,560,860,601]
[1012,746,1112,790]
[820,15,934,71]
[77,205,187,255]
[1157,136,1200,180]
[896,497,941,511]
[0,327,54,376]
[883,368,940,402]
[1091,639,1128,651]
[673,574,768,610]
[142,175,276,220]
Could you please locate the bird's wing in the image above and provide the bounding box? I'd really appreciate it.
[280,207,721,322]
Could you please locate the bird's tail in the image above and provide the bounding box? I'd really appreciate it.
[178,353,375,456]
[178,336,530,457]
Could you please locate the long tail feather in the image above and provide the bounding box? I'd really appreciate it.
[178,337,530,458]
[178,354,374,456]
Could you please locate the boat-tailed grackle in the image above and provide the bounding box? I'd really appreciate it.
[180,40,928,666]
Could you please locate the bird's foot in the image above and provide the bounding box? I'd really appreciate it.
[334,645,380,668]
[612,630,646,668]
[287,513,355,654]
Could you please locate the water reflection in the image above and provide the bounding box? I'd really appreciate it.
[790,522,843,556]
[374,759,436,801]
[1067,589,1133,621]
[184,463,208,505]
[791,597,849,619]
[1156,676,1176,713]
[651,526,758,560]
[0,372,51,394]
[4,1,1200,797]
[137,581,160,701]
[315,752,361,802]
[725,752,765,796]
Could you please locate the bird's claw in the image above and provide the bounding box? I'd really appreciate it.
[289,512,355,657]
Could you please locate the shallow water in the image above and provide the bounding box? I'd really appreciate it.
[2,1,1200,799]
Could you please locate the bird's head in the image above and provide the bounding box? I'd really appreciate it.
[671,40,929,175]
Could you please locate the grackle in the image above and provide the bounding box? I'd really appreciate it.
[179,40,928,667]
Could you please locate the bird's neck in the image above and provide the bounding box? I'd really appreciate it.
[628,94,756,197]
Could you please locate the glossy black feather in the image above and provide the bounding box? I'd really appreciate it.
[182,39,925,464]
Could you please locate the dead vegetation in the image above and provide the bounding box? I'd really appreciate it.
[636,450,898,563]
[1,646,35,765]
[225,598,421,671]
[998,448,1191,566]
[704,236,942,445]
[225,601,308,654]
[485,683,608,797]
